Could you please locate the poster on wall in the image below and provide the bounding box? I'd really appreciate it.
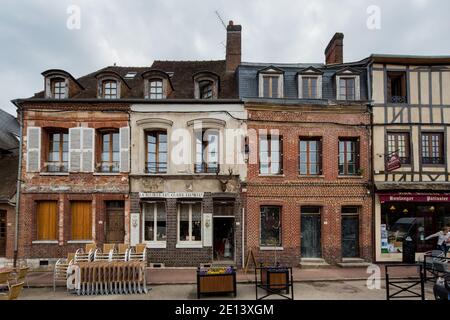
[381,224,389,253]
[203,213,212,247]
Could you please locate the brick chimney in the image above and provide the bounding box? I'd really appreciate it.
[225,20,242,73]
[324,33,344,65]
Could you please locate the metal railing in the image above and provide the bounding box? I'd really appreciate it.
[145,162,167,174]
[385,264,425,300]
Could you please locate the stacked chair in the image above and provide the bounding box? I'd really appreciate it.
[128,243,147,262]
[94,244,116,261]
[0,282,25,300]
[74,243,97,263]
[53,253,75,291]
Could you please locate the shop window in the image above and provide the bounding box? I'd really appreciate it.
[195,129,219,173]
[299,138,322,175]
[260,206,281,247]
[259,134,283,175]
[145,131,167,173]
[381,202,450,254]
[36,201,58,240]
[387,132,411,164]
[387,71,407,103]
[421,132,444,165]
[98,130,120,173]
[71,201,92,240]
[46,129,68,172]
[143,202,166,242]
[338,77,356,101]
[339,138,360,175]
[178,203,202,243]
[149,79,164,99]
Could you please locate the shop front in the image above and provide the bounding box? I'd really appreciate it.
[375,192,450,262]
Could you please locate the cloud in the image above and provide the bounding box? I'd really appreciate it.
[0,0,449,116]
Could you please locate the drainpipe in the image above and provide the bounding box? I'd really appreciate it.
[241,206,245,268]
[13,106,23,267]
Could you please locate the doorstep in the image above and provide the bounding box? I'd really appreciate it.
[299,258,331,269]
[337,258,372,268]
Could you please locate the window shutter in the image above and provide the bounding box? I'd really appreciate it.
[119,126,130,172]
[82,128,94,172]
[45,78,52,98]
[26,127,41,172]
[336,77,341,100]
[69,127,82,172]
[355,76,361,100]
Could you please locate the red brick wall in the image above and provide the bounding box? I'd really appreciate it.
[244,105,373,266]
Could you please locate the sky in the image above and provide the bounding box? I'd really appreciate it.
[0,0,449,116]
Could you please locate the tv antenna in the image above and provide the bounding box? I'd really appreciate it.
[215,10,227,30]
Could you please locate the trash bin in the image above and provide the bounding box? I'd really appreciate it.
[402,236,416,264]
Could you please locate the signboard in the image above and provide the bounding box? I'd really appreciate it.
[379,193,450,203]
[139,192,204,199]
[130,213,140,246]
[202,213,213,247]
[386,154,401,172]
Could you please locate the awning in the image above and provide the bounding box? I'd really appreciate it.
[378,192,450,203]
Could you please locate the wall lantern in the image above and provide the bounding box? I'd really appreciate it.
[403,209,409,214]
[390,205,396,212]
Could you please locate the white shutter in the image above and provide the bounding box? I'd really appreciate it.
[355,76,361,100]
[119,126,130,172]
[26,127,41,172]
[82,128,94,172]
[69,127,82,172]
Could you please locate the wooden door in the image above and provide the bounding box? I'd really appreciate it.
[0,211,6,257]
[105,201,125,243]
[342,215,360,258]
[71,201,92,240]
[301,214,322,258]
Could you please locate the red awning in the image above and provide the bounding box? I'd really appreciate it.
[379,193,450,203]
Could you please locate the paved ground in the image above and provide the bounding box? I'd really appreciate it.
[18,280,435,300]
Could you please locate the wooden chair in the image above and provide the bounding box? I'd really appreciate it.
[128,244,147,262]
[9,267,30,288]
[75,243,97,263]
[112,244,130,261]
[53,253,75,291]
[0,282,24,300]
[0,271,11,291]
[94,244,116,261]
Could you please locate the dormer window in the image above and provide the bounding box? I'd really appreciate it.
[199,80,214,99]
[103,80,118,99]
[149,79,164,99]
[298,67,323,100]
[51,78,67,99]
[258,66,284,99]
[335,67,361,101]
[339,78,355,101]
[193,71,219,99]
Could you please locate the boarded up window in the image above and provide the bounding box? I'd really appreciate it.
[36,201,58,240]
[71,201,92,240]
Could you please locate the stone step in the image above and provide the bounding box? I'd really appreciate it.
[338,258,372,268]
[299,258,331,269]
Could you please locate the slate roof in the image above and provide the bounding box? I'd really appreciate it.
[0,109,19,203]
[0,109,19,154]
[29,60,238,100]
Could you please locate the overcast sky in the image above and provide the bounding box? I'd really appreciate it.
[1,0,449,116]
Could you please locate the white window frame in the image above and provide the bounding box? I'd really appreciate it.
[149,79,165,99]
[258,72,284,98]
[336,75,360,101]
[176,202,203,248]
[142,202,166,248]
[298,74,322,99]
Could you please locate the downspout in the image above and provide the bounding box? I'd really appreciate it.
[13,104,23,267]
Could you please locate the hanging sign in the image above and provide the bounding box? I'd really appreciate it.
[139,192,204,199]
[386,154,401,172]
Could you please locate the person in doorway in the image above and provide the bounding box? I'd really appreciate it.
[425,226,450,256]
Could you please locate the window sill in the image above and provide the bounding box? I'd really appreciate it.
[144,241,167,249]
[39,172,69,176]
[258,174,285,177]
[260,246,284,251]
[298,175,325,178]
[337,175,363,179]
[32,240,58,244]
[93,172,122,176]
[176,243,203,249]
[422,164,446,168]
[67,240,94,244]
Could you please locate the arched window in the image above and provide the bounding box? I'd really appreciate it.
[193,72,219,99]
[199,80,214,99]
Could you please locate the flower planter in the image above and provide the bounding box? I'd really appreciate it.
[196,267,237,298]
[260,267,290,293]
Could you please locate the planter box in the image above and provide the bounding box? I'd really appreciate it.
[197,267,237,298]
[260,268,289,293]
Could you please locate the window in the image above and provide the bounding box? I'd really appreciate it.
[144,202,166,242]
[103,81,118,99]
[199,80,214,99]
[299,138,322,175]
[262,76,280,98]
[302,77,318,99]
[387,132,411,164]
[387,71,407,103]
[36,201,58,240]
[195,129,219,173]
[421,132,444,164]
[51,78,66,99]
[146,131,167,173]
[259,134,283,175]
[149,80,164,99]
[47,130,68,172]
[339,78,356,101]
[178,203,202,243]
[71,201,92,240]
[339,138,359,175]
[99,131,120,172]
[260,206,281,247]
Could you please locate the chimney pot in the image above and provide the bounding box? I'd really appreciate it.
[324,32,344,65]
